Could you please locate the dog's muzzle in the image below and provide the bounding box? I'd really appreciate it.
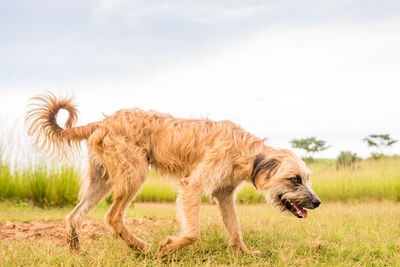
[278,194,321,219]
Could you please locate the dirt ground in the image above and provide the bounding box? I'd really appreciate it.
[0,217,160,246]
[0,203,213,246]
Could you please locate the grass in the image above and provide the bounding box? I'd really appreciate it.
[1,157,400,206]
[0,161,80,207]
[310,158,400,202]
[1,201,400,266]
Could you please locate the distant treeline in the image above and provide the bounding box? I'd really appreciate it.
[291,134,398,163]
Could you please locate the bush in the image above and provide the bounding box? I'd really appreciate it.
[336,151,360,169]
[302,157,314,164]
[369,152,386,160]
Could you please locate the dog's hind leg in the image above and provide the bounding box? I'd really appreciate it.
[105,185,150,252]
[158,180,204,258]
[66,156,112,252]
[212,187,261,256]
[104,150,150,252]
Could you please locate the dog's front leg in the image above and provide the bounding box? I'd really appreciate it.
[158,182,203,258]
[213,188,261,256]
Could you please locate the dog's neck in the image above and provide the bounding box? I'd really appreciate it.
[250,155,264,189]
[247,146,280,190]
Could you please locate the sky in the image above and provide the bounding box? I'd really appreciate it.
[1,0,400,159]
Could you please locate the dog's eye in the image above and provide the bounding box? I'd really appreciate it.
[288,175,302,184]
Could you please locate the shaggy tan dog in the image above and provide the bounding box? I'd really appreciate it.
[25,93,321,257]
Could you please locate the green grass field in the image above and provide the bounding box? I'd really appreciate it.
[1,201,399,266]
[310,157,400,201]
[1,156,400,265]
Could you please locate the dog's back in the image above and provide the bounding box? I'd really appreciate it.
[95,108,263,178]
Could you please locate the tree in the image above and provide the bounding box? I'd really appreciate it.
[363,134,398,158]
[290,137,330,161]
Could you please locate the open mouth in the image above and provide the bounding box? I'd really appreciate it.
[279,195,308,219]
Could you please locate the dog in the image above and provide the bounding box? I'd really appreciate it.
[25,93,321,257]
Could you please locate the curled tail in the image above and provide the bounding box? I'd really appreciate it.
[25,92,98,159]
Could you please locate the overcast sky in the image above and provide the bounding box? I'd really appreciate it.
[1,0,400,159]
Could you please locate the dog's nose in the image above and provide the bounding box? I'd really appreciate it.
[312,199,321,208]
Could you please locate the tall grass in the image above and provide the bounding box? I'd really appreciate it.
[0,156,399,206]
[0,160,80,207]
[311,157,400,201]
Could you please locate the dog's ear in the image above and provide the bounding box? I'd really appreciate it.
[251,155,281,188]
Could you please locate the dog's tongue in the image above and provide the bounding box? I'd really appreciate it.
[293,202,308,218]
[301,209,308,218]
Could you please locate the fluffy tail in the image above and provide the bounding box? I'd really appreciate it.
[25,92,98,159]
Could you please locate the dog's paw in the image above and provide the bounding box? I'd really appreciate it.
[144,242,152,254]
[139,241,152,254]
[241,249,262,257]
[78,249,89,256]
[68,236,80,253]
[248,250,262,256]
[157,236,177,259]
[69,242,80,253]
[128,240,151,254]
[234,245,262,256]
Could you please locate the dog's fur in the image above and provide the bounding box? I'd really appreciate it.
[25,93,321,257]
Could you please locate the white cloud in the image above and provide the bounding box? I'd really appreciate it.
[92,0,267,24]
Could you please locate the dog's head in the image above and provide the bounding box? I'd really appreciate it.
[251,149,321,218]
